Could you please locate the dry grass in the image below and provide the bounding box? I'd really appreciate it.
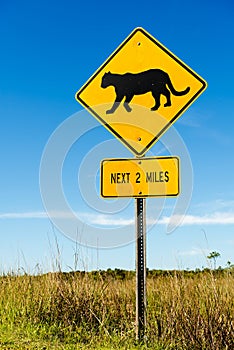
[147,271,234,349]
[0,270,233,349]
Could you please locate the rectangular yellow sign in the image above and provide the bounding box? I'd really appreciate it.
[101,157,180,198]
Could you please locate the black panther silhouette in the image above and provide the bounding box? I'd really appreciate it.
[101,69,190,114]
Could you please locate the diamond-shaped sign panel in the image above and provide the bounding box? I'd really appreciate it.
[76,27,207,156]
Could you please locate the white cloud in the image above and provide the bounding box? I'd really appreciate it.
[158,212,234,226]
[78,213,134,226]
[0,211,234,227]
[0,211,134,226]
[0,211,47,219]
[0,211,75,219]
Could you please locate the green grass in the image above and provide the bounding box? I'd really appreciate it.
[0,269,233,349]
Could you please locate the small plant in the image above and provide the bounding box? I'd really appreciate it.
[207,251,221,269]
[226,260,233,269]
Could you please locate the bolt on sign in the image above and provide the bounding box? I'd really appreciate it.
[75,27,207,156]
[101,156,179,198]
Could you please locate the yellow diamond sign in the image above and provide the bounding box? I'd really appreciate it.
[76,27,207,156]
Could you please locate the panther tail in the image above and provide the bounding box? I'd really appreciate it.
[166,75,190,96]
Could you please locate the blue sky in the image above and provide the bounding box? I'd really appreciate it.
[0,0,234,273]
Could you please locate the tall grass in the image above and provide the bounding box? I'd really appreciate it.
[147,271,234,349]
[0,269,233,349]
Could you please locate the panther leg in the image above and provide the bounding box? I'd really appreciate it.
[124,103,132,112]
[163,87,171,107]
[106,102,120,114]
[151,91,160,111]
[106,94,123,114]
[124,94,133,112]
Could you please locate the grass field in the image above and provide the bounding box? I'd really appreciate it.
[0,269,233,349]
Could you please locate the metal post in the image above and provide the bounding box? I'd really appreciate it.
[135,197,146,341]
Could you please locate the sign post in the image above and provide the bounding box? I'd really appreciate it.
[135,196,146,340]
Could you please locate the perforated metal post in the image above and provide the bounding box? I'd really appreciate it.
[135,197,146,341]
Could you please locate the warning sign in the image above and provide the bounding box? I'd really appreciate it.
[76,27,207,156]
